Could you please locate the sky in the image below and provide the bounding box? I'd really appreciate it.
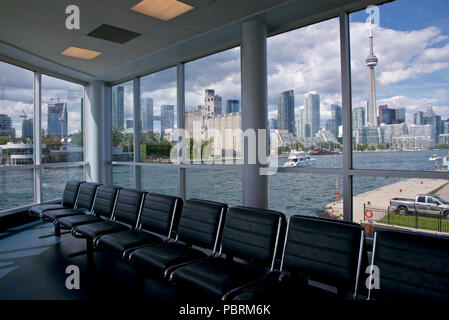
[1,0,449,137]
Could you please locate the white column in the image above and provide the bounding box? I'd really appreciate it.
[85,81,112,184]
[33,72,42,203]
[340,13,353,222]
[241,21,269,209]
[133,77,141,190]
[177,63,186,199]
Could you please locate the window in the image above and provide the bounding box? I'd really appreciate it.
[0,61,34,166]
[267,18,342,168]
[350,0,449,171]
[185,48,241,164]
[0,60,86,213]
[140,67,177,163]
[42,166,84,202]
[112,81,134,162]
[142,166,178,196]
[186,169,242,206]
[354,176,449,234]
[41,75,84,163]
[112,165,134,189]
[0,169,34,212]
[270,173,343,218]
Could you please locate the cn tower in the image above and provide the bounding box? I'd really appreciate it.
[366,26,378,126]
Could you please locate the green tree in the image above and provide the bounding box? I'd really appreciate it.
[71,130,83,147]
[434,143,449,149]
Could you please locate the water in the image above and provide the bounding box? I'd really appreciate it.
[2,150,449,217]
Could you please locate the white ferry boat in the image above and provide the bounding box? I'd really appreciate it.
[283,150,316,167]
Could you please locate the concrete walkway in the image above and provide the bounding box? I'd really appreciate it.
[326,178,449,223]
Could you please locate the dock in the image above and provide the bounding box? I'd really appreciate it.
[325,178,449,222]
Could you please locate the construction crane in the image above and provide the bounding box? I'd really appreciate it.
[18,110,28,120]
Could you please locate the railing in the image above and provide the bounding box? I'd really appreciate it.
[363,204,449,234]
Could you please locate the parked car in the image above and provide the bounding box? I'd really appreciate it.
[390,194,449,217]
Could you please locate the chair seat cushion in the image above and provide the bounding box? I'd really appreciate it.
[75,221,127,239]
[42,208,79,221]
[58,214,102,229]
[30,204,67,215]
[97,230,162,253]
[131,242,207,274]
[172,257,265,298]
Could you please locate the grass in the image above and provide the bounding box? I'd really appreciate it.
[378,213,449,233]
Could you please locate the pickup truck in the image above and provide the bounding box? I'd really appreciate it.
[390,194,449,217]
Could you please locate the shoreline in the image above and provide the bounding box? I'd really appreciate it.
[325,178,449,222]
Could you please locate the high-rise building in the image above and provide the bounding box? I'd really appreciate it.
[141,98,154,132]
[278,90,295,135]
[326,104,342,138]
[0,114,15,137]
[304,91,320,137]
[203,89,222,118]
[414,111,424,125]
[394,108,406,124]
[226,100,240,113]
[161,105,175,136]
[422,106,439,142]
[297,107,305,139]
[22,118,33,139]
[353,106,366,129]
[112,86,124,129]
[47,102,67,136]
[366,26,378,126]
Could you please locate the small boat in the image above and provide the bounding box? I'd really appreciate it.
[429,154,442,161]
[283,150,316,167]
[307,148,340,155]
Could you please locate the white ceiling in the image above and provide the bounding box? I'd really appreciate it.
[0,0,387,83]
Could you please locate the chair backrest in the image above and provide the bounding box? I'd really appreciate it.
[221,206,285,270]
[61,180,84,208]
[371,229,449,300]
[75,182,101,211]
[111,188,144,227]
[92,185,121,219]
[281,215,365,293]
[176,199,228,253]
[136,193,183,238]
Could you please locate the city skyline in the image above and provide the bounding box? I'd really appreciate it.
[1,2,449,139]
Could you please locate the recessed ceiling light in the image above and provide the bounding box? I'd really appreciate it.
[131,0,194,21]
[61,46,102,60]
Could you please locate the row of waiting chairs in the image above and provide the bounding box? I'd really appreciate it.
[30,181,449,300]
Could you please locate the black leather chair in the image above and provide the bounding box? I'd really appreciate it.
[29,180,83,216]
[369,228,449,300]
[96,193,183,260]
[71,188,144,256]
[170,206,285,300]
[128,199,227,278]
[278,215,366,300]
[56,185,121,231]
[40,182,100,237]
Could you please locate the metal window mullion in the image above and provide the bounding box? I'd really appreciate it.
[33,72,42,204]
[82,87,87,181]
[340,12,353,222]
[177,62,186,200]
[133,77,141,190]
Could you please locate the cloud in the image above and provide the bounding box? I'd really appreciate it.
[2,11,449,139]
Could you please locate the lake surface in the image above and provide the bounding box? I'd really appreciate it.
[2,149,449,217]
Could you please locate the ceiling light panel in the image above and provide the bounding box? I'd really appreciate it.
[61,46,102,60]
[131,0,194,21]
